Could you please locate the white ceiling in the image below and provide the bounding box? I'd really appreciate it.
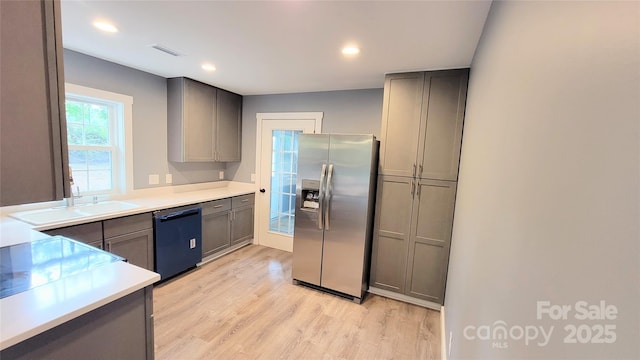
[60,1,492,96]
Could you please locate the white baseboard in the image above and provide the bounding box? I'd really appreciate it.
[440,305,447,360]
[367,286,441,311]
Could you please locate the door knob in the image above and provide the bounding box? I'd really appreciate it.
[259,188,266,193]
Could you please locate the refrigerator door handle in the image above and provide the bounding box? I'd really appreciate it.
[318,163,327,230]
[325,164,334,230]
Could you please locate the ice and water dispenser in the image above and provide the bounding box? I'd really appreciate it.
[300,179,320,211]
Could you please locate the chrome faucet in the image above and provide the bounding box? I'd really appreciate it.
[66,185,82,207]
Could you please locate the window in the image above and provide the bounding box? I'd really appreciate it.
[65,84,133,196]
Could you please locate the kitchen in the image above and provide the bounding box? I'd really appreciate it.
[1,1,638,359]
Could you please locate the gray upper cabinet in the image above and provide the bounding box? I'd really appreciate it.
[216,89,242,162]
[0,0,70,206]
[418,71,468,181]
[167,77,242,163]
[379,73,424,177]
[379,69,468,181]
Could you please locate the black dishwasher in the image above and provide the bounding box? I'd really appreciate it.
[153,205,202,281]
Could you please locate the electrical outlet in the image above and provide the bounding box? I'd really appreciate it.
[189,238,196,249]
[148,174,159,185]
[250,173,256,182]
[165,173,173,184]
[219,171,224,179]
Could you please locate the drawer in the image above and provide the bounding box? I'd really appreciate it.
[202,198,231,216]
[232,193,255,208]
[103,212,153,239]
[43,221,103,244]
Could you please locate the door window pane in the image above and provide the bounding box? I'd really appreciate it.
[269,130,302,235]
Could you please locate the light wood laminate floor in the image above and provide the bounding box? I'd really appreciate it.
[153,245,441,359]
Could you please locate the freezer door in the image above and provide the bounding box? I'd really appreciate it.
[292,134,330,286]
[321,134,376,297]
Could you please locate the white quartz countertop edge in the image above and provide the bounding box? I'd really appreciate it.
[0,261,160,350]
[0,181,256,247]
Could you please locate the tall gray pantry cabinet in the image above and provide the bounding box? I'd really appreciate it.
[369,69,468,307]
[0,0,71,206]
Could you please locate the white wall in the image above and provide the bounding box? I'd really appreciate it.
[63,50,226,189]
[227,89,383,182]
[445,1,639,358]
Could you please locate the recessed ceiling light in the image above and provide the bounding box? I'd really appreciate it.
[202,63,216,72]
[93,20,118,33]
[341,46,360,56]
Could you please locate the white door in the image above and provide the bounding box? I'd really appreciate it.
[255,113,323,252]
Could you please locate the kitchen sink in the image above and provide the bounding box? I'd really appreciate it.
[10,201,139,226]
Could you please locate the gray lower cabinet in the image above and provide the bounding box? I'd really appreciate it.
[1,287,154,360]
[405,179,457,303]
[44,213,154,271]
[0,0,70,206]
[202,198,232,258]
[369,175,413,293]
[202,194,255,258]
[43,222,104,250]
[104,213,154,271]
[230,194,254,245]
[370,176,457,305]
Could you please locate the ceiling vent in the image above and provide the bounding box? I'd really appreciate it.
[149,44,182,57]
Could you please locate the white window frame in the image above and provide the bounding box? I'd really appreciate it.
[65,83,134,196]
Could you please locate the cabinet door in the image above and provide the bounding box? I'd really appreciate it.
[215,89,242,162]
[405,179,457,304]
[379,72,424,177]
[184,79,217,161]
[369,175,415,293]
[202,210,231,257]
[43,221,103,248]
[231,205,254,245]
[418,69,468,181]
[0,0,70,206]
[105,229,154,271]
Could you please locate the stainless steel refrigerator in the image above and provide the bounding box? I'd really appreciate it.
[292,134,378,303]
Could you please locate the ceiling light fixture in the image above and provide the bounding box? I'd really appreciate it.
[341,46,360,56]
[202,63,216,72]
[93,20,118,33]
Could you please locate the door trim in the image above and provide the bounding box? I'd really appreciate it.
[254,112,323,249]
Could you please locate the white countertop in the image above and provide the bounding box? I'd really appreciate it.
[0,181,256,350]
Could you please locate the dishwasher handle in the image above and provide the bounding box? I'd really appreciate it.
[156,208,201,222]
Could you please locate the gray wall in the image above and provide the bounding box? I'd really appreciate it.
[445,1,639,359]
[63,49,225,189]
[227,89,383,182]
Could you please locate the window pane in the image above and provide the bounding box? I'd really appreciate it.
[65,101,84,124]
[67,124,84,146]
[88,170,112,191]
[269,130,302,235]
[85,125,110,145]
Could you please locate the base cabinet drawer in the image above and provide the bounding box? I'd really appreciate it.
[43,222,103,248]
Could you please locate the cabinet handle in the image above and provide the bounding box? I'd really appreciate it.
[410,181,415,197]
[213,205,223,208]
[419,165,423,177]
[417,182,421,198]
[107,241,112,252]
[413,164,416,177]
[241,199,249,202]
